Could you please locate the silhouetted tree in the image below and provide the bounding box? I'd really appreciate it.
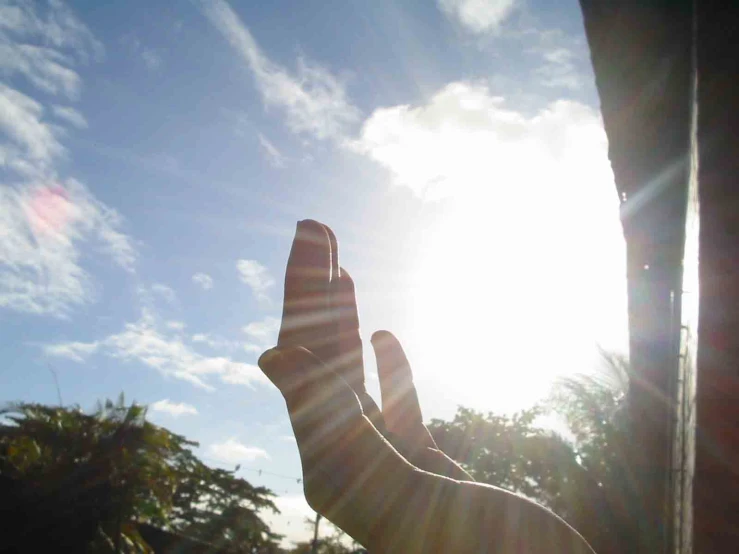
[0,395,281,553]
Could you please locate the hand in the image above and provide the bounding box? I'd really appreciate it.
[259,220,595,553]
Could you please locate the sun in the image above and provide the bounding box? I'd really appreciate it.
[398,187,628,416]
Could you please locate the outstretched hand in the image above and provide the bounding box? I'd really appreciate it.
[259,220,594,553]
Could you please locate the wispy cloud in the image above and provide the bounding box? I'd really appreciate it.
[1,83,64,172]
[0,180,136,316]
[43,309,271,390]
[192,272,214,290]
[0,1,135,317]
[140,49,162,71]
[534,47,584,91]
[236,259,274,301]
[437,0,517,34]
[199,0,359,141]
[257,133,286,168]
[43,340,100,362]
[209,438,269,463]
[150,399,198,417]
[120,33,162,71]
[0,0,103,99]
[151,283,177,304]
[52,105,87,129]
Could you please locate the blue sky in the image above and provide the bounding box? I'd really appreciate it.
[0,0,628,545]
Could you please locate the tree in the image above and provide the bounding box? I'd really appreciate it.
[427,353,635,554]
[0,395,282,553]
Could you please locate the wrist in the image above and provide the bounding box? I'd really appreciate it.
[367,468,458,553]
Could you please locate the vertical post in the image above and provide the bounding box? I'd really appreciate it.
[311,513,322,554]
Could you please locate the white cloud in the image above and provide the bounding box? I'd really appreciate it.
[191,333,240,353]
[166,320,185,331]
[42,340,99,362]
[535,47,583,90]
[353,81,611,201]
[0,83,64,171]
[438,0,517,34]
[243,315,279,352]
[52,105,87,128]
[258,133,286,168]
[151,283,177,304]
[236,259,274,301]
[43,310,271,390]
[200,0,359,141]
[192,272,214,290]
[150,399,198,417]
[262,494,349,548]
[0,43,81,99]
[0,0,103,99]
[209,438,269,463]
[0,179,136,316]
[0,2,134,317]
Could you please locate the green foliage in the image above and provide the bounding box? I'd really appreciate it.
[0,395,281,553]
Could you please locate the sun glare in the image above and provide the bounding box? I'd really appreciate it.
[396,124,628,415]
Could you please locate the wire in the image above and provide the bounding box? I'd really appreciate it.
[199,455,303,484]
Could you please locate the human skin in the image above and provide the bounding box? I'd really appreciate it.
[258,219,595,553]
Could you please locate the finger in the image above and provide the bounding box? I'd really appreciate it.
[278,220,333,358]
[332,269,386,430]
[372,330,435,449]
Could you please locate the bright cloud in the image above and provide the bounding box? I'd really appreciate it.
[0,83,64,172]
[237,259,274,301]
[243,315,279,353]
[192,272,214,290]
[209,438,269,463]
[354,81,627,412]
[261,494,317,548]
[150,399,198,417]
[0,180,136,316]
[354,81,611,200]
[438,0,517,34]
[43,309,271,390]
[199,0,359,141]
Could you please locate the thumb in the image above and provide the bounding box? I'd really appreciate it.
[258,346,362,419]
